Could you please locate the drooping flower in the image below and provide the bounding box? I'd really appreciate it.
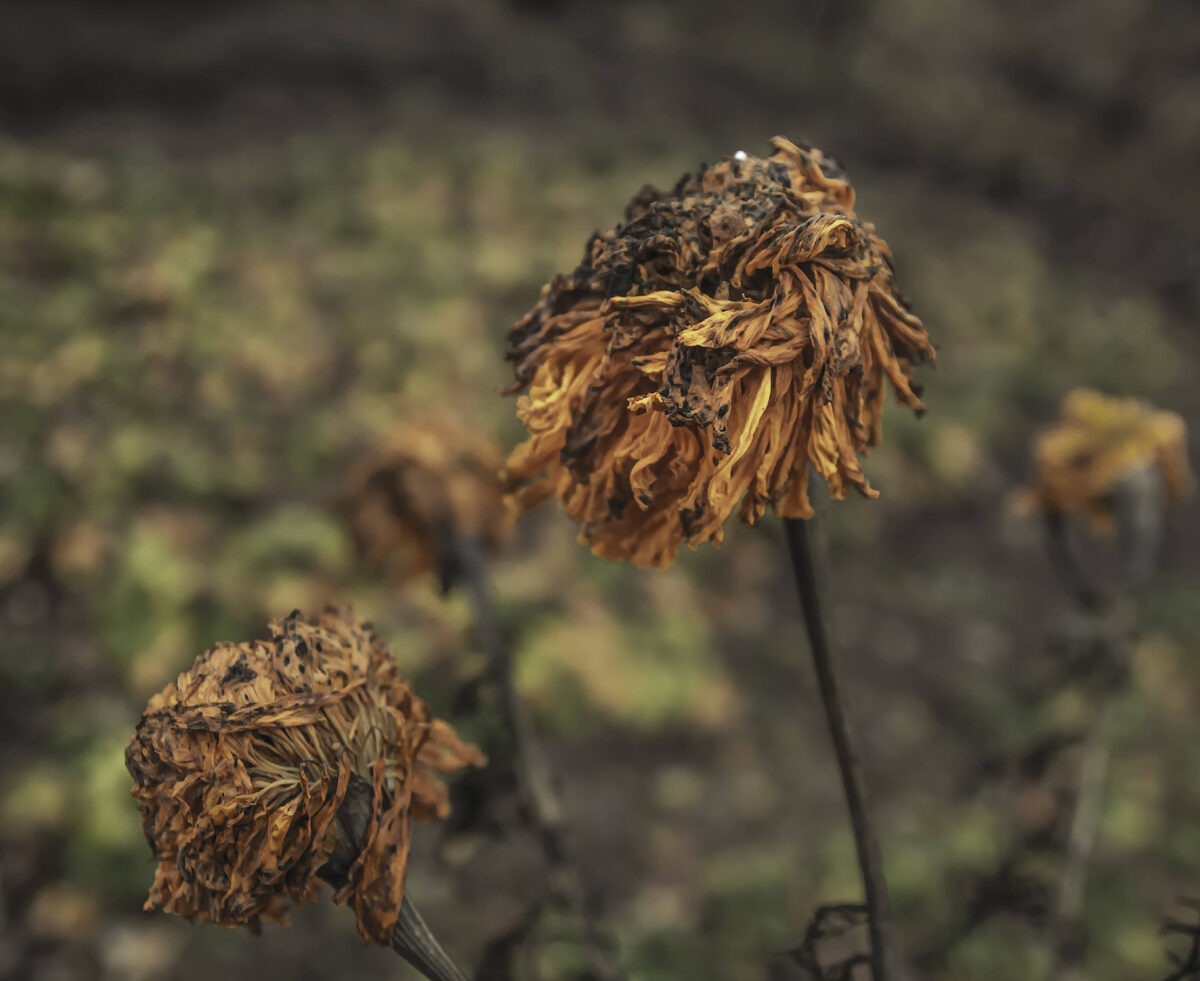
[126,607,485,944]
[504,137,934,568]
[1025,388,1192,528]
[339,418,507,584]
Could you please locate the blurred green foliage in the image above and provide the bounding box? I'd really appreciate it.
[2,2,1200,980]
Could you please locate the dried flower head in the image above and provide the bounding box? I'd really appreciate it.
[126,607,485,944]
[504,137,934,568]
[1026,388,1192,528]
[340,418,507,583]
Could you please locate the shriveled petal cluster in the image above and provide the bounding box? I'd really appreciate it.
[1027,388,1192,527]
[126,607,485,944]
[340,418,507,581]
[504,136,934,568]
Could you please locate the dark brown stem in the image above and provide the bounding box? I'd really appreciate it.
[783,516,903,981]
[451,536,624,981]
[320,776,469,981]
[393,895,471,981]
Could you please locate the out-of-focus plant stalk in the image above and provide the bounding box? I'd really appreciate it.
[1046,466,1161,980]
[452,535,624,981]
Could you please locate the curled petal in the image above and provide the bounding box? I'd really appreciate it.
[504,137,934,567]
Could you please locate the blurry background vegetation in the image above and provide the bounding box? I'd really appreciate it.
[2,2,1199,979]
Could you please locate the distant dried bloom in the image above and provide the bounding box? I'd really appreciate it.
[504,136,934,568]
[126,607,485,944]
[1025,388,1192,528]
[340,419,507,583]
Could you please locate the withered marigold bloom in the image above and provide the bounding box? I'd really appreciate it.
[126,607,485,944]
[340,419,507,583]
[504,137,934,568]
[1026,388,1192,528]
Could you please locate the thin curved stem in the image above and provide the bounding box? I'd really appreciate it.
[784,516,903,981]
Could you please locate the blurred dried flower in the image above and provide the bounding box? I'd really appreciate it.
[339,419,507,584]
[1025,389,1192,528]
[504,137,933,567]
[126,607,484,944]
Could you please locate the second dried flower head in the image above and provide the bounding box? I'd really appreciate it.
[504,137,934,568]
[126,607,484,944]
[340,417,507,585]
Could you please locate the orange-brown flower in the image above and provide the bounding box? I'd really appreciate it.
[504,137,934,568]
[340,418,507,582]
[1026,388,1192,528]
[126,607,484,944]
